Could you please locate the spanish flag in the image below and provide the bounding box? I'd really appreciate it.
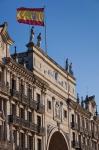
[17,7,44,26]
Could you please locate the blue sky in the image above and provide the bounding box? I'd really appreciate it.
[0,0,99,110]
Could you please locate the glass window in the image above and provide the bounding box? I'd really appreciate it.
[20,108,24,119]
[72,114,74,122]
[28,111,32,122]
[11,104,16,115]
[47,100,51,110]
[29,135,33,150]
[64,110,67,118]
[37,116,41,126]
[37,93,40,103]
[37,139,41,150]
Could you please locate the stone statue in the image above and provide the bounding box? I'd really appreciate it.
[55,102,60,118]
[81,97,84,108]
[37,33,41,47]
[69,62,73,75]
[65,58,69,71]
[77,93,80,103]
[29,26,34,42]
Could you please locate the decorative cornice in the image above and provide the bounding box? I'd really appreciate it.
[5,57,34,82]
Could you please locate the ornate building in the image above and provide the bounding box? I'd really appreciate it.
[0,22,99,150]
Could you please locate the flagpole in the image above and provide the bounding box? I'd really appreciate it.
[44,6,47,54]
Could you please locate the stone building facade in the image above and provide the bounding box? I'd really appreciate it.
[0,22,99,150]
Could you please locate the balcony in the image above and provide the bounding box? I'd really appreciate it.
[85,145,91,150]
[88,130,92,137]
[10,89,21,101]
[71,122,78,130]
[92,131,98,140]
[16,146,31,150]
[9,115,38,132]
[80,142,85,150]
[37,126,45,136]
[0,141,13,150]
[72,141,80,149]
[29,100,37,110]
[8,115,45,135]
[37,103,45,114]
[21,94,29,105]
[0,81,10,96]
[84,128,88,136]
[80,126,84,133]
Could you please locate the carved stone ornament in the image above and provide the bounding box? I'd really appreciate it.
[55,101,61,119]
[47,124,55,138]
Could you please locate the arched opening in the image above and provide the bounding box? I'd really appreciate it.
[48,131,68,150]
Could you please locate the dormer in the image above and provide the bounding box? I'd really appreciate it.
[0,22,14,62]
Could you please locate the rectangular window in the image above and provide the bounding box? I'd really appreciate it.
[37,93,40,103]
[72,114,74,123]
[27,87,32,99]
[11,104,16,115]
[64,110,67,118]
[72,132,75,141]
[13,130,17,145]
[37,139,41,150]
[21,84,24,94]
[47,100,51,110]
[28,111,32,122]
[82,117,85,128]
[37,115,41,126]
[12,79,16,90]
[20,108,24,119]
[29,135,33,150]
[20,133,25,148]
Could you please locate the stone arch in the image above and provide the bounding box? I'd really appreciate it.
[47,128,69,150]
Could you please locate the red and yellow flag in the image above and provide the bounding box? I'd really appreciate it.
[17,7,44,26]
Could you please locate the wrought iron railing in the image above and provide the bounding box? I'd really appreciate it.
[0,81,10,95]
[71,122,78,130]
[72,140,80,148]
[8,115,45,135]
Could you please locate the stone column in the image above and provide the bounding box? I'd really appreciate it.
[25,132,28,149]
[17,130,20,146]
[34,134,37,150]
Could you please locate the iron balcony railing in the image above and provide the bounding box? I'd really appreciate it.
[0,81,10,95]
[79,126,84,133]
[16,146,31,150]
[71,141,80,149]
[88,130,92,137]
[37,125,46,136]
[8,115,45,135]
[37,102,45,114]
[21,94,29,105]
[10,89,45,114]
[84,128,88,136]
[29,100,37,110]
[10,89,21,101]
[9,115,38,133]
[0,140,13,150]
[71,122,78,130]
[92,131,98,140]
